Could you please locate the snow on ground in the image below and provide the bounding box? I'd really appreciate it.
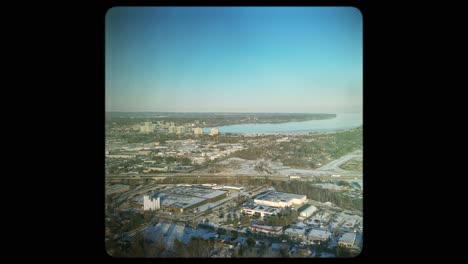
[143,222,218,248]
[218,157,246,164]
[132,195,144,204]
[143,222,189,249]
[318,252,336,258]
[313,183,343,190]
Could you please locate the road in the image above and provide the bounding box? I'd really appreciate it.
[316,149,362,172]
[106,150,363,181]
[107,173,360,181]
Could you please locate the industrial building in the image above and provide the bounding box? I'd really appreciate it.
[148,186,228,213]
[242,204,281,218]
[254,191,306,208]
[338,232,356,248]
[298,204,318,218]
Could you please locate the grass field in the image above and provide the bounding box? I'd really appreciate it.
[339,157,363,172]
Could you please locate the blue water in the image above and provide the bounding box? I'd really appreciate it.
[202,113,362,135]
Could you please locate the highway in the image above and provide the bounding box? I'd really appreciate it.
[106,150,363,181]
[107,172,361,182]
[316,149,362,172]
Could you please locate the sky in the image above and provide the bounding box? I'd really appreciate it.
[106,7,362,113]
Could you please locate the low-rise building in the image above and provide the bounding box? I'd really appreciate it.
[249,224,283,235]
[254,191,306,208]
[307,229,331,242]
[143,195,160,210]
[338,232,356,248]
[242,204,281,218]
[299,205,318,218]
[284,227,306,240]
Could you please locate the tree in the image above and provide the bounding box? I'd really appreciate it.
[217,228,227,235]
[336,245,352,257]
[233,214,239,225]
[241,215,251,225]
[231,230,238,241]
[246,236,256,247]
[174,238,188,257]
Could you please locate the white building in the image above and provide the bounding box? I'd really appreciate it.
[168,126,177,133]
[210,128,219,135]
[249,224,283,235]
[307,229,331,242]
[284,227,306,239]
[193,127,203,135]
[338,233,356,248]
[143,195,160,211]
[254,191,306,208]
[192,157,205,165]
[299,205,317,218]
[140,122,155,133]
[222,186,244,191]
[176,126,186,134]
[242,204,281,218]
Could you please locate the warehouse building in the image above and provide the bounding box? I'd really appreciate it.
[148,186,228,213]
[254,191,306,208]
[241,204,281,218]
[298,204,318,218]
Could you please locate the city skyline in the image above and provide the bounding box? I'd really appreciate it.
[106,7,362,113]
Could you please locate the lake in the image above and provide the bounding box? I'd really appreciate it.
[202,113,362,135]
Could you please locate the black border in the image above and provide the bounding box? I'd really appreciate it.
[6,0,424,261]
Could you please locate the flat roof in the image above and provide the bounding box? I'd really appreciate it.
[339,232,356,243]
[307,229,331,239]
[242,204,281,213]
[285,228,306,235]
[164,186,227,200]
[159,194,205,209]
[254,191,306,203]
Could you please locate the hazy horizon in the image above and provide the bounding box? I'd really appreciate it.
[106,7,362,113]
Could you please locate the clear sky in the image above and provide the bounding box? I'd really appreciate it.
[106,7,362,113]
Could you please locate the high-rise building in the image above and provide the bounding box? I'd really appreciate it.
[140,122,155,133]
[168,126,177,133]
[176,126,186,134]
[193,127,203,135]
[143,195,160,210]
[210,128,219,135]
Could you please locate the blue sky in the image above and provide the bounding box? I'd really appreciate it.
[106,7,362,113]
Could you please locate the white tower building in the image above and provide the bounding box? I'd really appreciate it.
[143,195,160,210]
